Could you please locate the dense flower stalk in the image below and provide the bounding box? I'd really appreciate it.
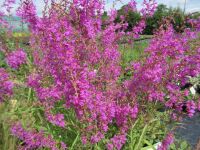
[11,123,66,150]
[6,48,27,69]
[2,0,16,14]
[16,0,38,30]
[0,68,13,102]
[158,132,174,150]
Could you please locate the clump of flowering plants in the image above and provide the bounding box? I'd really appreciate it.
[0,0,200,149]
[129,20,200,118]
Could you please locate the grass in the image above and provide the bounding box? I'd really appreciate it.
[12,32,30,38]
[119,41,149,68]
[0,102,17,150]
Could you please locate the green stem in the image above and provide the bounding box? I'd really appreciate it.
[28,88,32,101]
[130,118,140,149]
[134,123,148,150]
[134,119,157,150]
[70,133,80,150]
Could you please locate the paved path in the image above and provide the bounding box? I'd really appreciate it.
[176,113,200,148]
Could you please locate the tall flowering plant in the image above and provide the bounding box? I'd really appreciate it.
[129,20,200,119]
[24,0,145,148]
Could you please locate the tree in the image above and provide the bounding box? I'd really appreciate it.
[115,5,141,31]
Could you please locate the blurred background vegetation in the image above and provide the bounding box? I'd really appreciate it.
[102,4,200,35]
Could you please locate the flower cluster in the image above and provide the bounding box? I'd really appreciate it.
[186,100,196,117]
[125,0,137,13]
[11,123,66,150]
[188,17,200,31]
[129,22,200,118]
[0,68,13,102]
[2,0,16,13]
[107,134,127,150]
[45,111,65,128]
[0,0,16,28]
[141,0,157,17]
[158,132,174,150]
[6,48,27,69]
[16,0,37,30]
[131,0,157,39]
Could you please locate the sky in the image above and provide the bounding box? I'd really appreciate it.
[105,0,200,12]
[0,0,200,15]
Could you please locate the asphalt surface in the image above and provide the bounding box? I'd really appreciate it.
[176,113,200,149]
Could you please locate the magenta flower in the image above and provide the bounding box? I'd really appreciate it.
[108,134,127,150]
[16,0,37,29]
[186,100,196,117]
[45,112,66,128]
[11,123,65,150]
[6,48,27,69]
[0,68,13,102]
[158,132,174,150]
